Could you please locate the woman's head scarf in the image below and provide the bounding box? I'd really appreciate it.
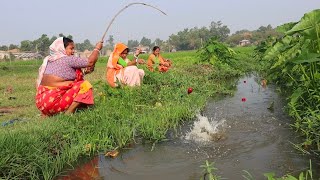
[36,37,67,87]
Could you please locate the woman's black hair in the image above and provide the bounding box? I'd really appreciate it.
[63,37,74,48]
[153,46,160,51]
[121,48,130,54]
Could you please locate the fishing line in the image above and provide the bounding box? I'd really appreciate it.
[101,2,167,42]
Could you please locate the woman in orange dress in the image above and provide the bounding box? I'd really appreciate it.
[35,37,103,116]
[106,43,145,87]
[147,46,172,72]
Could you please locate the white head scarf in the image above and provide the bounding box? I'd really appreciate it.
[36,37,67,87]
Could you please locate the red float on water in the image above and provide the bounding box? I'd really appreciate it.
[241,97,246,102]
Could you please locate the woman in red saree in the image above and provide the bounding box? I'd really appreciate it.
[106,43,145,87]
[147,46,172,72]
[35,37,103,116]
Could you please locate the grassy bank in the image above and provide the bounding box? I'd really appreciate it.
[0,49,255,179]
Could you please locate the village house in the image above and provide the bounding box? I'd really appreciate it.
[0,48,43,60]
[133,46,150,54]
[239,39,251,46]
[75,49,92,58]
[0,51,10,60]
[16,52,43,60]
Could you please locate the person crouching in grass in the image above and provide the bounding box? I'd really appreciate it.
[35,37,103,116]
[106,43,145,87]
[147,46,172,72]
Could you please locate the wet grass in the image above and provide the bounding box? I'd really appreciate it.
[0,49,255,179]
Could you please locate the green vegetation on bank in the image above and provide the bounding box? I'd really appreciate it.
[256,9,320,151]
[0,48,255,179]
[201,160,314,180]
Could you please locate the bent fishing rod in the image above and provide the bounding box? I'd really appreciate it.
[101,2,167,42]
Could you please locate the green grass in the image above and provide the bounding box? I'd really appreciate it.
[0,49,254,179]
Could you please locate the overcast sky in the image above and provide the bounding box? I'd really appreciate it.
[1,0,319,45]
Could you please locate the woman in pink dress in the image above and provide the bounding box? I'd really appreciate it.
[106,43,145,87]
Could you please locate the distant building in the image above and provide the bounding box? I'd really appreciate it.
[239,39,251,46]
[0,48,43,60]
[8,49,20,53]
[16,53,43,60]
[0,51,10,60]
[170,47,177,52]
[133,46,150,54]
[75,49,92,58]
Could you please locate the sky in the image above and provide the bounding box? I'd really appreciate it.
[0,0,319,46]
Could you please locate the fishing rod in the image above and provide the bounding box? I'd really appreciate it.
[101,2,167,42]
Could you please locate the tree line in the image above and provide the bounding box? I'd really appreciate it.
[0,21,282,55]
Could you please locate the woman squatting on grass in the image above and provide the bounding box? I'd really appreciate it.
[106,43,145,87]
[35,37,103,116]
[147,46,172,72]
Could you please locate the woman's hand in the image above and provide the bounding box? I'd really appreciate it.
[137,59,145,64]
[88,41,103,67]
[116,64,124,69]
[95,41,103,50]
[134,48,142,56]
[84,66,95,74]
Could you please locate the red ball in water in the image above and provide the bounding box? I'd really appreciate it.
[241,97,246,102]
[187,87,193,94]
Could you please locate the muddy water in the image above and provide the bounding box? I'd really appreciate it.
[62,75,319,179]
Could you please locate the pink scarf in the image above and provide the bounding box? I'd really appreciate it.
[36,37,67,87]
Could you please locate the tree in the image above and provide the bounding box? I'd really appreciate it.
[34,34,51,54]
[169,28,190,50]
[83,39,93,50]
[208,21,230,42]
[0,45,8,51]
[153,38,164,47]
[66,35,73,40]
[107,35,115,49]
[76,39,93,52]
[20,40,33,51]
[50,36,58,45]
[140,37,151,47]
[127,40,139,50]
[9,44,18,50]
[58,33,73,40]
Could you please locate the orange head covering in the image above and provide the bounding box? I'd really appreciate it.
[106,43,128,87]
[111,43,128,69]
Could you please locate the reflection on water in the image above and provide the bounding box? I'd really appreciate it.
[61,75,320,180]
[56,157,100,180]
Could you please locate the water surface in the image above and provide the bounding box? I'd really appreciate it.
[61,75,319,180]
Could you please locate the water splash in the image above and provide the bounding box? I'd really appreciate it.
[185,114,226,143]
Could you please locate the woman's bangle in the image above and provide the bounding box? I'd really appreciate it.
[134,54,139,63]
[93,48,100,52]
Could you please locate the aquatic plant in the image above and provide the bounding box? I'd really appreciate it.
[200,160,220,180]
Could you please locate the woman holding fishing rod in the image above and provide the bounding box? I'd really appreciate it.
[35,37,103,116]
[35,2,166,115]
